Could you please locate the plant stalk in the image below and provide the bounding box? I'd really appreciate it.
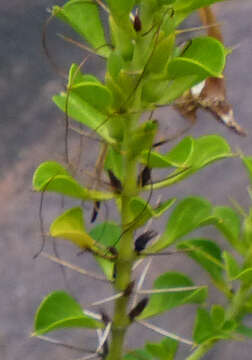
[105,117,138,360]
[186,340,216,360]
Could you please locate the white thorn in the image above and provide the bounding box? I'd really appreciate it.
[137,320,194,346]
[96,322,112,354]
[131,259,152,308]
[137,285,207,295]
[41,252,108,282]
[89,292,123,307]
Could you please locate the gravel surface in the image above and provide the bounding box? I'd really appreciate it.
[1,1,252,359]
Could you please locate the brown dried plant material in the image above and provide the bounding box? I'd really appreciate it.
[174,6,246,136]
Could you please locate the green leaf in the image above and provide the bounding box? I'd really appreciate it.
[52,1,110,57]
[142,136,231,190]
[70,82,113,112]
[105,146,124,181]
[174,0,226,25]
[106,0,135,18]
[107,51,125,80]
[147,33,175,74]
[89,222,121,280]
[177,239,224,282]
[50,207,95,249]
[53,92,115,144]
[141,136,194,168]
[157,75,203,105]
[158,0,177,7]
[237,324,252,338]
[68,64,100,87]
[223,251,241,280]
[33,290,103,335]
[124,337,178,360]
[193,306,237,344]
[129,197,176,230]
[138,272,207,319]
[242,156,252,184]
[200,206,241,250]
[211,305,225,329]
[33,162,113,201]
[33,161,88,199]
[148,197,212,253]
[193,308,214,344]
[128,120,158,160]
[124,349,152,360]
[235,268,252,282]
[33,161,68,190]
[191,135,231,169]
[167,37,226,79]
[174,0,225,11]
[146,337,178,360]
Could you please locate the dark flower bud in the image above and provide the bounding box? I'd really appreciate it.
[133,13,142,32]
[90,201,101,223]
[135,230,158,253]
[128,297,149,321]
[124,281,135,297]
[138,166,151,187]
[107,170,122,193]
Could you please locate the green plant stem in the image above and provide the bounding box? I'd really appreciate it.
[226,284,250,320]
[186,340,216,360]
[106,119,138,360]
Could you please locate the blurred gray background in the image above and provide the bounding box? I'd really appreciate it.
[1,1,252,359]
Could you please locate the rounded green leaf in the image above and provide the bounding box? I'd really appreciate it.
[124,349,152,360]
[105,146,124,181]
[141,137,194,168]
[146,337,178,360]
[167,37,226,79]
[33,161,68,191]
[200,206,241,251]
[125,337,178,360]
[174,0,225,13]
[147,33,175,74]
[71,82,113,112]
[193,306,236,345]
[129,197,176,230]
[106,0,135,18]
[53,1,110,57]
[138,272,207,319]
[68,63,100,87]
[53,92,115,144]
[191,135,232,169]
[33,162,88,199]
[107,51,125,80]
[50,207,95,249]
[41,175,89,199]
[33,290,103,335]
[193,308,214,344]
[148,197,212,253]
[211,305,225,329]
[177,239,224,282]
[157,75,203,105]
[89,222,121,280]
[223,251,241,280]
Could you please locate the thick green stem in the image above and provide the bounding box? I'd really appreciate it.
[105,119,138,360]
